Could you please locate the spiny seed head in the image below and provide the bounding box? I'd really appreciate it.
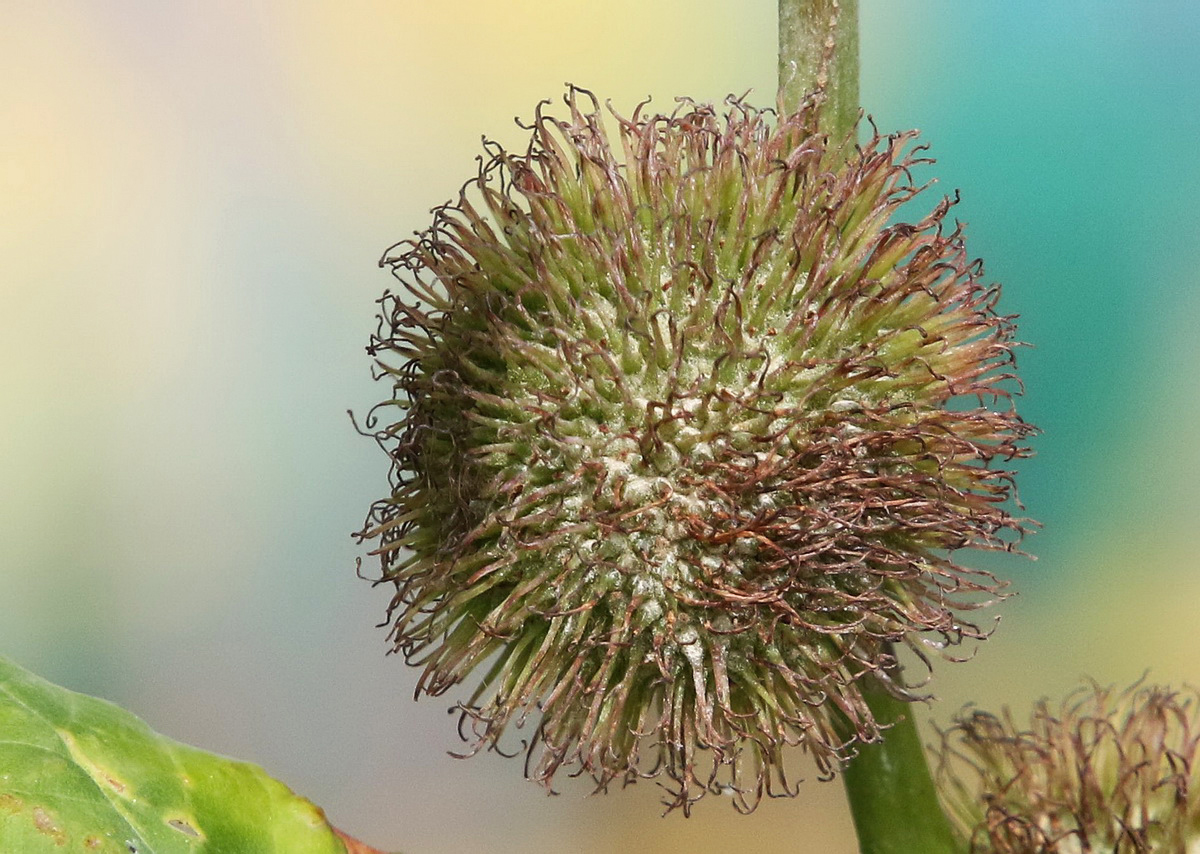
[358,86,1033,813]
[937,681,1200,853]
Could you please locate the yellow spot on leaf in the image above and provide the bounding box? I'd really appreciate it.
[0,793,23,813]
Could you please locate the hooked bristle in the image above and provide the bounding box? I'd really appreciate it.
[937,680,1200,852]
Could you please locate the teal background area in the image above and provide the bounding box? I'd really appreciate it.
[3,3,1199,852]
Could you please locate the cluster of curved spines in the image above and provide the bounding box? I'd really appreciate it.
[359,86,1033,813]
[937,681,1200,852]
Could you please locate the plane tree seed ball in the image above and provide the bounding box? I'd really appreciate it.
[358,88,1033,813]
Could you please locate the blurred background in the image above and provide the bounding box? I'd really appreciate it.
[3,2,1199,851]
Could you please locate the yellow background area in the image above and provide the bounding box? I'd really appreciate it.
[4,3,1200,852]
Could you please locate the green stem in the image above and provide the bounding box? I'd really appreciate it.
[777,9,962,850]
[777,0,859,147]
[840,674,964,854]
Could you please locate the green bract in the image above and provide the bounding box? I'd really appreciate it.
[0,655,351,853]
[360,88,1032,813]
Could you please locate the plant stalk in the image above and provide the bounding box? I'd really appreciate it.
[840,674,963,854]
[777,0,859,148]
[778,6,964,850]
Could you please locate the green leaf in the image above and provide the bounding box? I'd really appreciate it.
[0,654,352,854]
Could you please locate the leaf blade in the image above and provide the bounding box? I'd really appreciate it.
[0,655,349,854]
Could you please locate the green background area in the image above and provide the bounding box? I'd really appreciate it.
[2,3,1198,851]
